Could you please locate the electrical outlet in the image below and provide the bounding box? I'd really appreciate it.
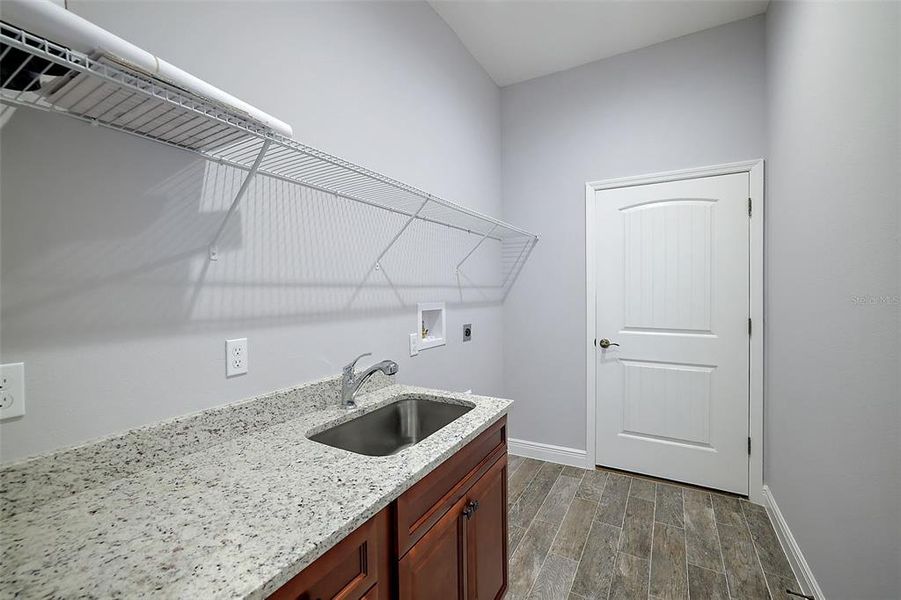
[0,363,25,420]
[463,323,472,342]
[226,338,248,377]
[409,333,419,357]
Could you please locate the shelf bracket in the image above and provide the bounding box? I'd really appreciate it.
[366,197,430,274]
[456,225,497,272]
[501,236,538,291]
[345,198,431,308]
[208,139,272,261]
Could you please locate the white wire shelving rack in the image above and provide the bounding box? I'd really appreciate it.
[0,20,538,284]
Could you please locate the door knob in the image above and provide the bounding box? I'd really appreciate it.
[598,338,620,349]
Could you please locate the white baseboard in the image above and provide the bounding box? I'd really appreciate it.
[508,438,588,468]
[762,485,826,600]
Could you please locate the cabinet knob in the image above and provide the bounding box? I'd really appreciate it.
[463,500,480,519]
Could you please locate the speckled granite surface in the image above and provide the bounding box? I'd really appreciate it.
[0,377,511,599]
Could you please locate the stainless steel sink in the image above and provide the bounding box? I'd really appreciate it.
[309,397,473,456]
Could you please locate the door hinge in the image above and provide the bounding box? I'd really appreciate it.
[748,197,752,217]
[748,437,752,455]
[748,318,752,335]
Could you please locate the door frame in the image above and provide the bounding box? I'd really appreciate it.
[585,159,764,503]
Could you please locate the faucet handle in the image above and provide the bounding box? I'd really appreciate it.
[345,352,372,374]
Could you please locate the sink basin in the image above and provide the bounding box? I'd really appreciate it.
[309,397,473,456]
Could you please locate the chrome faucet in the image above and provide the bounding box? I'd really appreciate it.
[341,353,399,409]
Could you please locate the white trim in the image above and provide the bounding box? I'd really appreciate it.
[585,183,598,472]
[762,485,826,600]
[748,161,765,504]
[508,438,588,468]
[585,160,765,502]
[586,159,763,191]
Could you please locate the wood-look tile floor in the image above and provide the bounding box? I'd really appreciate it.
[506,456,800,600]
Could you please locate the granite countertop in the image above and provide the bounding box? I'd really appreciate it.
[0,379,511,599]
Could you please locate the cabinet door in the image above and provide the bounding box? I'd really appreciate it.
[465,455,508,600]
[396,417,506,556]
[398,495,467,600]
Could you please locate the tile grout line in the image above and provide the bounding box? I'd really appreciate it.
[542,469,584,599]
[690,562,727,575]
[682,488,690,600]
[710,494,735,600]
[509,463,550,564]
[534,471,583,525]
[511,461,551,523]
[746,506,805,590]
[606,476,633,600]
[509,507,534,561]
[740,501,776,600]
[559,468,600,598]
[647,482,657,600]
[508,455,525,481]
[618,547,656,561]
[572,470,608,600]
[529,464,560,523]
[510,459,543,506]
[589,469,611,524]
[570,468,587,485]
[523,463,568,599]
[508,462,545,595]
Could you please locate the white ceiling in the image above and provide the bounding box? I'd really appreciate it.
[429,0,768,87]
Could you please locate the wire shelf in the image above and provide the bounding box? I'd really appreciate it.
[0,20,538,269]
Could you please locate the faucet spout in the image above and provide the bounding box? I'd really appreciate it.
[341,354,398,408]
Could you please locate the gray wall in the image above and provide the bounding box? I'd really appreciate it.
[500,16,766,449]
[765,2,900,598]
[0,1,506,462]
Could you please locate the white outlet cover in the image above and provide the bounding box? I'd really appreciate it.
[0,362,26,420]
[226,338,248,377]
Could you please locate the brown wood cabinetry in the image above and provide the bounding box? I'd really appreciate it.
[398,493,469,600]
[270,417,507,600]
[398,454,508,600]
[395,418,507,557]
[268,508,391,600]
[464,456,508,600]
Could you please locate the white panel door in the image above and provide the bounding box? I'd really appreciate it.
[594,173,750,494]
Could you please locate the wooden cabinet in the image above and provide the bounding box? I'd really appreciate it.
[465,456,508,600]
[268,508,390,600]
[396,418,507,557]
[270,417,507,600]
[398,494,468,600]
[398,418,508,600]
[398,454,508,600]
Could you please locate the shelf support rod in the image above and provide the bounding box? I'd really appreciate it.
[456,225,497,272]
[501,236,538,291]
[345,197,430,309]
[368,196,430,273]
[208,139,272,260]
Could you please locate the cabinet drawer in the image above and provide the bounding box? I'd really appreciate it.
[396,416,506,556]
[269,507,390,600]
